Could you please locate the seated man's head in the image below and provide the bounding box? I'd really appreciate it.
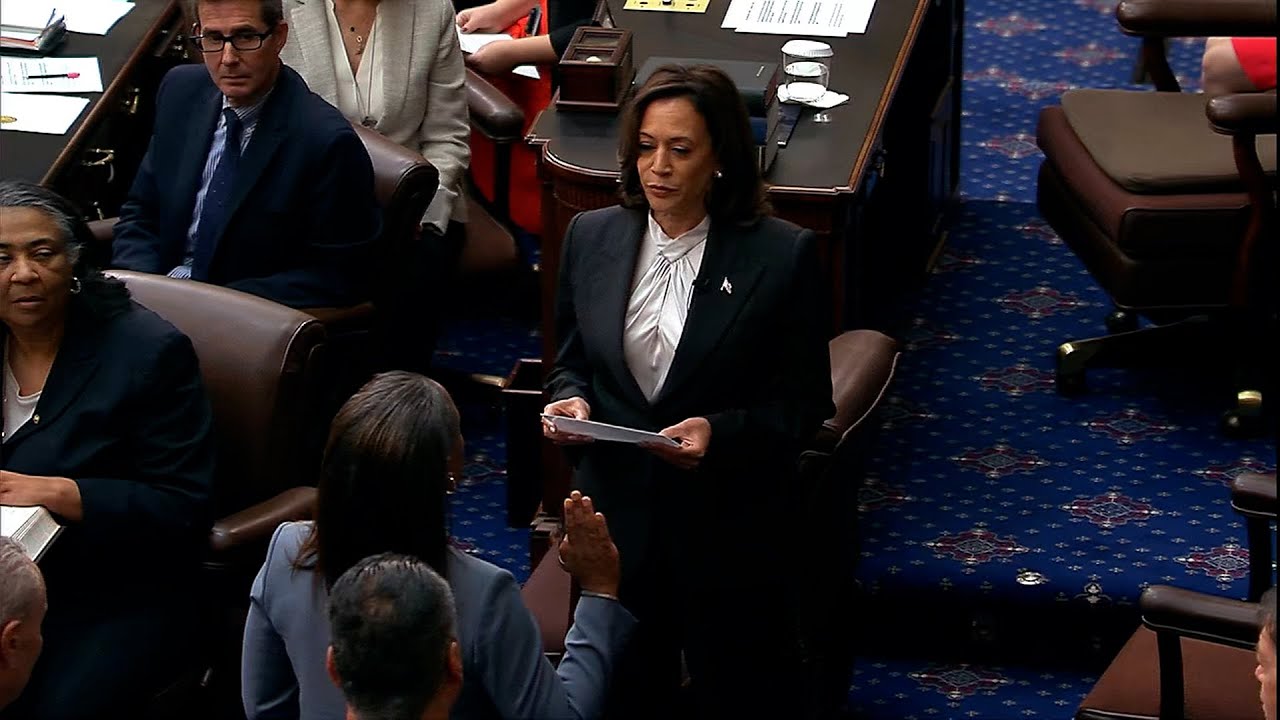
[1259,586,1277,720]
[0,538,45,710]
[188,0,289,106]
[326,553,462,720]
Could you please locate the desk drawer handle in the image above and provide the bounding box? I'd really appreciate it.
[81,148,116,184]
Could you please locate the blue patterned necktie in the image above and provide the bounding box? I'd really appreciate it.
[193,108,243,280]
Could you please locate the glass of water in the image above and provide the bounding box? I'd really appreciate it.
[781,39,832,105]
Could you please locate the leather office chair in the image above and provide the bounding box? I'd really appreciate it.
[307,124,439,379]
[1035,0,1277,433]
[463,68,526,280]
[111,270,326,714]
[1075,473,1276,720]
[519,330,901,679]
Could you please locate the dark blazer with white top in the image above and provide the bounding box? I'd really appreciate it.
[545,205,834,592]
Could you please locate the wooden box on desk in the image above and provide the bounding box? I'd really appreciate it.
[556,27,634,112]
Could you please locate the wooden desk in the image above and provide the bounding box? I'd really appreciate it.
[529,0,963,354]
[1,0,188,218]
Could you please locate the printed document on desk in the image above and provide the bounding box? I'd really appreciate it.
[455,28,541,79]
[541,414,681,446]
[723,0,876,36]
[0,92,90,134]
[59,0,136,36]
[2,505,62,562]
[2,56,103,93]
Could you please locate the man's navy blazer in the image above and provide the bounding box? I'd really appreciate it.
[111,64,382,308]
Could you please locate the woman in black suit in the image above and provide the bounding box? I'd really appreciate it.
[0,181,214,718]
[542,65,834,718]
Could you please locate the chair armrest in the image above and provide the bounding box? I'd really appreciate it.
[1231,472,1277,520]
[1207,94,1279,137]
[1140,585,1260,650]
[304,302,377,334]
[813,330,899,452]
[1117,0,1277,38]
[467,69,525,143]
[209,486,317,554]
[87,217,116,244]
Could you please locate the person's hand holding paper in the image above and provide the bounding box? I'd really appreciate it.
[643,417,712,470]
[542,397,595,445]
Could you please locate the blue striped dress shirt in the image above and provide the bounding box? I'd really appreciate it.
[168,92,271,279]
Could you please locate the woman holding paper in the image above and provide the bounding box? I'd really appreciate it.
[0,181,214,717]
[543,65,834,718]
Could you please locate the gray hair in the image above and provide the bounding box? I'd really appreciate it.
[1262,586,1277,649]
[0,180,85,267]
[188,0,284,27]
[0,538,43,626]
[329,553,457,720]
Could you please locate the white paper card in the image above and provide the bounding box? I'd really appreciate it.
[60,0,135,36]
[725,0,876,35]
[0,92,90,134]
[541,414,681,446]
[455,28,540,79]
[1,56,104,93]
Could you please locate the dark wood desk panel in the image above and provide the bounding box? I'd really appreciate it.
[1,0,184,213]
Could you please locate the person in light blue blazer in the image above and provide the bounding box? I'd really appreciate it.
[241,371,635,720]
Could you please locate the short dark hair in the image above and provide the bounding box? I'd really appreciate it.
[189,0,283,27]
[617,64,770,226]
[1261,586,1277,650]
[329,553,456,720]
[295,372,460,588]
[0,180,131,321]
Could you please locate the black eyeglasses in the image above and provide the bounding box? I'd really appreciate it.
[189,26,275,53]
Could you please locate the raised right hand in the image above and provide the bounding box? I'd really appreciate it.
[555,491,620,597]
[542,397,594,445]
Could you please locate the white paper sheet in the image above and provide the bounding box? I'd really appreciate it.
[723,0,875,35]
[455,28,541,79]
[1,56,103,93]
[0,92,89,134]
[0,1,59,32]
[59,0,135,36]
[541,414,681,446]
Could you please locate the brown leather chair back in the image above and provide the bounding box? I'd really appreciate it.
[351,124,439,264]
[109,270,327,517]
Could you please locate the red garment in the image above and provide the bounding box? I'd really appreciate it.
[1230,37,1277,91]
[468,1,552,237]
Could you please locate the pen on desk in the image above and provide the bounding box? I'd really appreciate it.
[525,5,542,35]
[28,72,80,79]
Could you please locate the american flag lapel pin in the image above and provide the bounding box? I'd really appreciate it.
[720,276,733,294]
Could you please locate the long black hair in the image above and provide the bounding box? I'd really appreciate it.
[294,372,461,589]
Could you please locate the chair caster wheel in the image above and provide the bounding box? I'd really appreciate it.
[1057,372,1087,396]
[1105,309,1138,334]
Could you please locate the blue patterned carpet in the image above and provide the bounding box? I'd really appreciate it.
[437,1,1278,717]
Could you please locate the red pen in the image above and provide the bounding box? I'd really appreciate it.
[28,72,80,79]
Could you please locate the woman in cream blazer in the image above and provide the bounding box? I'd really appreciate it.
[280,0,470,234]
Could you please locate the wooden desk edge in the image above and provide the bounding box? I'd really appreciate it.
[847,0,932,191]
[41,0,181,186]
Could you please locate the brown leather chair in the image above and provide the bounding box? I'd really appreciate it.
[307,124,439,378]
[462,68,525,279]
[110,270,326,713]
[1036,0,1276,433]
[1076,473,1276,720]
[520,329,901,681]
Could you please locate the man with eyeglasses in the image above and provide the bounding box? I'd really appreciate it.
[111,0,382,309]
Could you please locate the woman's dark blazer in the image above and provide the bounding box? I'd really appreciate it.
[0,298,215,601]
[545,206,834,583]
